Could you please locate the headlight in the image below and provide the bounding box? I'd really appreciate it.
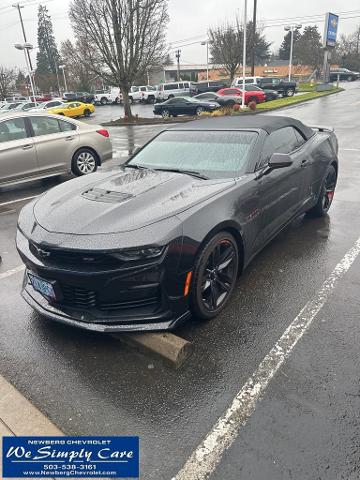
[111,246,166,261]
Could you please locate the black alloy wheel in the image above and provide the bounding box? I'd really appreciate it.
[190,232,239,320]
[307,164,337,217]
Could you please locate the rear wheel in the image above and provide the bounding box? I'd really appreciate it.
[115,97,121,104]
[307,165,337,217]
[190,232,239,320]
[285,88,295,97]
[225,100,235,107]
[347,75,353,81]
[71,148,98,176]
[147,96,155,104]
[248,96,258,104]
[84,109,91,117]
[161,109,171,118]
[168,94,175,99]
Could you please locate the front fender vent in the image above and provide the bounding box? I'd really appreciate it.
[82,188,133,203]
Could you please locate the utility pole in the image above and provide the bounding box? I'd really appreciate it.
[250,0,257,76]
[175,49,181,81]
[13,3,33,71]
[241,0,247,109]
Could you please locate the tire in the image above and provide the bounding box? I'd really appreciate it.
[71,148,98,176]
[115,97,121,104]
[147,96,155,104]
[225,100,235,107]
[168,94,174,99]
[161,109,171,118]
[190,232,239,321]
[285,88,294,97]
[196,106,204,116]
[347,75,353,82]
[129,96,134,104]
[58,113,65,116]
[307,164,337,217]
[248,96,258,104]
[100,97,107,105]
[84,109,91,117]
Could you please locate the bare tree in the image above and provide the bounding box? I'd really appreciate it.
[61,39,95,92]
[69,0,169,119]
[209,20,270,82]
[0,67,17,100]
[209,21,243,82]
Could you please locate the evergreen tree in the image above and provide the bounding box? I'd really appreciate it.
[36,4,60,75]
[296,26,322,69]
[279,28,301,61]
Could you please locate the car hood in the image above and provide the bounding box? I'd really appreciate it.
[33,167,234,235]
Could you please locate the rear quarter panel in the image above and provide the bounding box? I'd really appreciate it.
[308,132,338,199]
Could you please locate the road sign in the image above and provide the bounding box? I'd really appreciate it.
[323,12,339,48]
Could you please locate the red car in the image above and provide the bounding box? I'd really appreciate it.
[217,87,266,105]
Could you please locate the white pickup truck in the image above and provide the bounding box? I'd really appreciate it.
[94,87,122,105]
[129,86,157,104]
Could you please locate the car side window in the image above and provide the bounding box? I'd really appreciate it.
[0,118,28,143]
[30,117,61,136]
[269,127,299,154]
[58,119,76,132]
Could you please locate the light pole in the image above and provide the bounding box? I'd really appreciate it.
[59,65,68,92]
[284,24,302,81]
[201,40,209,81]
[14,42,37,105]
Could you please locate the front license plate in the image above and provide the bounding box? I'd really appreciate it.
[28,273,57,300]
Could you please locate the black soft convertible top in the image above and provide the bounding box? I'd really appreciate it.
[172,114,315,140]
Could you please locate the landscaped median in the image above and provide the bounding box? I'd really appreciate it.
[102,85,344,126]
[255,86,344,112]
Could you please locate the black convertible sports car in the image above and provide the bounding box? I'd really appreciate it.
[16,115,339,332]
[153,97,220,118]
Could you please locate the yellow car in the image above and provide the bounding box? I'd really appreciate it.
[48,101,95,118]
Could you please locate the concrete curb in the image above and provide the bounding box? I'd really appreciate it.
[112,332,193,367]
[0,375,63,479]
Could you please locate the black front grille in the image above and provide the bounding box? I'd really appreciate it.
[29,242,122,269]
[57,283,161,312]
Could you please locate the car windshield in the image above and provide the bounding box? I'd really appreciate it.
[127,130,258,179]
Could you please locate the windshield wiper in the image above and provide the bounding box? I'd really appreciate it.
[124,164,149,170]
[153,168,208,180]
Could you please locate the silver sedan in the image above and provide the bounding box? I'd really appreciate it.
[0,112,112,186]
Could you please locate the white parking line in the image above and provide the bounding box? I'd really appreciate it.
[0,195,38,207]
[173,236,360,480]
[0,265,25,280]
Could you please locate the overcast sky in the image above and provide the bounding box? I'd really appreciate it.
[0,0,359,71]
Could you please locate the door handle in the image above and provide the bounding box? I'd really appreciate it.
[22,144,33,150]
[65,136,74,141]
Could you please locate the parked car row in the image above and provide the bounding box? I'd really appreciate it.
[0,99,95,119]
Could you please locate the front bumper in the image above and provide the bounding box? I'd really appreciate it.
[17,228,191,333]
[22,279,190,332]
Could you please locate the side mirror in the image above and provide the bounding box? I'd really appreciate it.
[268,152,293,169]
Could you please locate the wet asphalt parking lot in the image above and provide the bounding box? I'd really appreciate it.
[1,82,360,479]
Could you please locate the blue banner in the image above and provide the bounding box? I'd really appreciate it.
[324,12,339,47]
[2,436,139,478]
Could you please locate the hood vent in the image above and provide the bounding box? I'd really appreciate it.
[82,188,134,203]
